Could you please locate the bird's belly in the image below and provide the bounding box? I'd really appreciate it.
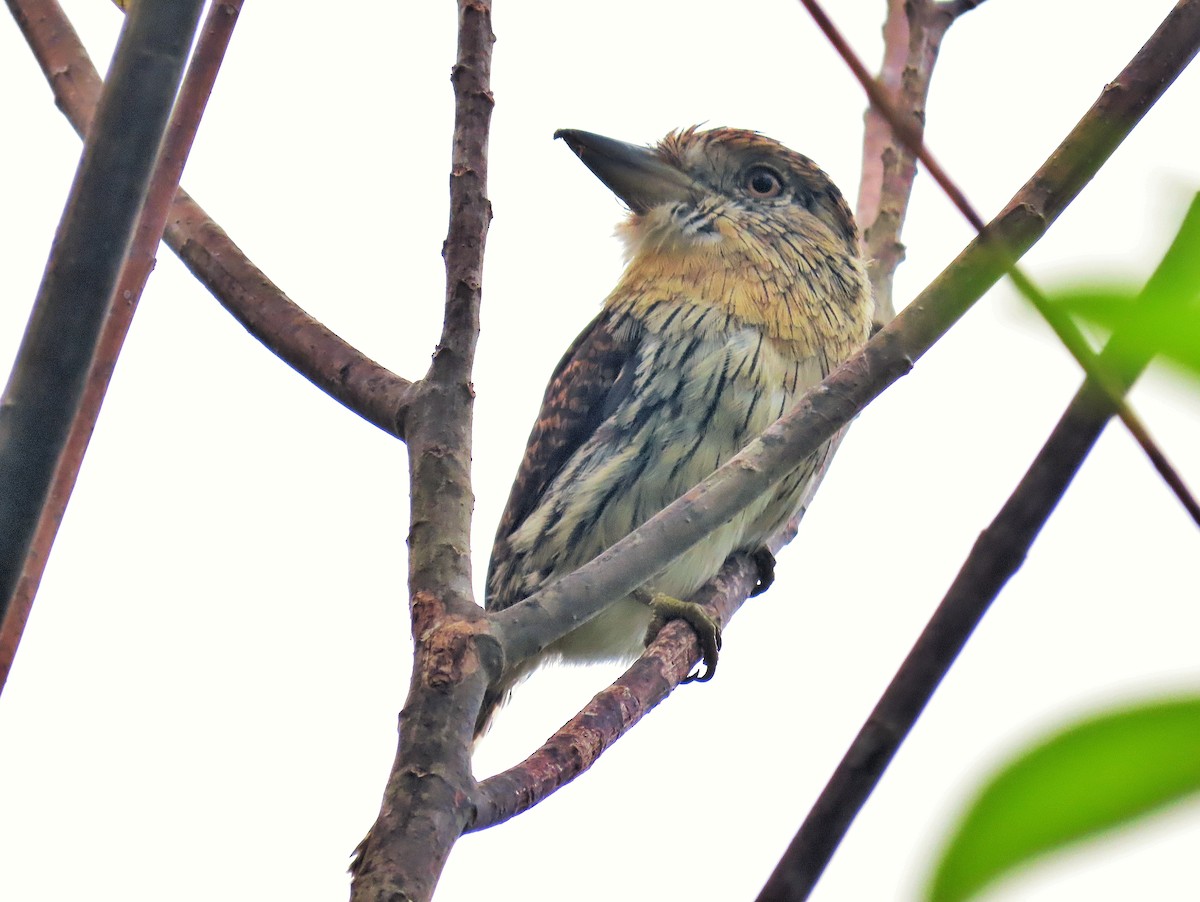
[529,330,819,664]
[550,502,778,664]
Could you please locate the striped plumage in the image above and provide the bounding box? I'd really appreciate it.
[478,127,872,739]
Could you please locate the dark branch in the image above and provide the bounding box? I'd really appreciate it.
[754,190,1200,902]
[0,0,203,646]
[0,0,242,696]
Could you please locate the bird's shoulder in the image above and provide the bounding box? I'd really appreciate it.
[490,306,642,550]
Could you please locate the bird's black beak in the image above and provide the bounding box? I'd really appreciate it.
[555,129,697,213]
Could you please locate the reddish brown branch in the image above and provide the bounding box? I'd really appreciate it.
[470,553,759,831]
[5,0,104,134]
[8,0,416,440]
[800,0,982,230]
[0,0,241,694]
[164,195,419,437]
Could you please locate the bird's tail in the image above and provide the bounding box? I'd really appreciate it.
[473,683,508,743]
[473,659,536,744]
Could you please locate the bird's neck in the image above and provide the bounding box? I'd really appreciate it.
[604,241,870,362]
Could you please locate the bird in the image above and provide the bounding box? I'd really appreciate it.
[477,126,872,741]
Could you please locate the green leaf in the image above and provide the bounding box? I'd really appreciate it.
[1049,192,1200,380]
[1056,292,1200,379]
[926,695,1200,902]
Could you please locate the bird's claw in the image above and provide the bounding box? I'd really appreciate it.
[750,547,776,597]
[642,592,723,683]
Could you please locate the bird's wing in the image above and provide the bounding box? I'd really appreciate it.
[486,308,639,608]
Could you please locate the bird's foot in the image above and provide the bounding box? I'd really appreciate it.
[750,547,776,597]
[639,591,723,683]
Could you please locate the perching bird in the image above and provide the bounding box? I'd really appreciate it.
[477,126,872,740]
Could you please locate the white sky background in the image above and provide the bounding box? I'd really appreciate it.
[2,1,1199,900]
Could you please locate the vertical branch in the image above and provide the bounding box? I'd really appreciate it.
[0,0,204,634]
[407,0,495,629]
[350,3,495,900]
[857,0,979,326]
[0,0,242,694]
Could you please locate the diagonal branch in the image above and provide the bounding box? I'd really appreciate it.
[8,0,417,440]
[754,189,1200,902]
[472,437,847,826]
[472,0,981,824]
[0,0,241,696]
[486,0,1200,763]
[0,0,204,647]
[471,552,761,830]
[800,0,1200,528]
[164,194,419,437]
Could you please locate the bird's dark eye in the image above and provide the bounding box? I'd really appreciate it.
[743,165,785,199]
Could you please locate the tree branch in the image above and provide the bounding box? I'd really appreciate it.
[0,0,204,646]
[348,2,495,899]
[405,0,495,626]
[754,188,1200,902]
[164,194,419,438]
[471,552,760,831]
[0,0,241,696]
[858,0,983,325]
[7,0,417,440]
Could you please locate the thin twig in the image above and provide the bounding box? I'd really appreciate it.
[799,0,1200,528]
[0,0,204,647]
[755,190,1200,902]
[0,0,241,695]
[8,0,417,440]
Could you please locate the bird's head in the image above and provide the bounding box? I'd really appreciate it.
[554,126,870,351]
[555,125,859,261]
